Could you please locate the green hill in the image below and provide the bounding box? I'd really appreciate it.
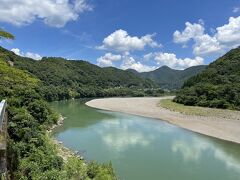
[0,51,117,179]
[0,46,157,101]
[127,65,206,90]
[174,47,240,110]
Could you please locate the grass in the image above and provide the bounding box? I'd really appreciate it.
[159,99,240,120]
[159,99,208,116]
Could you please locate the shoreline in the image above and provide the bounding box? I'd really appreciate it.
[86,97,240,144]
[47,115,84,161]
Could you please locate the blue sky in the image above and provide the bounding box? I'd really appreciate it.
[0,0,240,71]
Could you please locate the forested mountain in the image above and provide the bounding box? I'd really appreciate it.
[0,46,159,101]
[127,65,206,90]
[0,46,205,98]
[174,47,240,110]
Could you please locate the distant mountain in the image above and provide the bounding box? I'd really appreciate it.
[127,65,206,90]
[0,46,157,101]
[126,69,139,74]
[174,47,240,110]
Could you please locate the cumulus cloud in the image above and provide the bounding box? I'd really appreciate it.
[97,29,161,52]
[11,48,42,60]
[173,16,240,56]
[173,21,205,44]
[215,16,240,45]
[0,0,92,27]
[153,52,204,70]
[120,54,157,72]
[97,53,121,67]
[97,52,156,72]
[193,34,222,56]
[97,51,202,71]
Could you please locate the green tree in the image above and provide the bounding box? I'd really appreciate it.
[64,157,88,180]
[175,47,240,110]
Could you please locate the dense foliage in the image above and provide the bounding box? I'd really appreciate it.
[0,58,117,179]
[128,65,206,90]
[0,47,160,101]
[0,44,169,178]
[174,47,240,110]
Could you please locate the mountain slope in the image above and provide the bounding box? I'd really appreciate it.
[0,46,157,100]
[174,47,240,110]
[0,51,117,180]
[128,65,206,90]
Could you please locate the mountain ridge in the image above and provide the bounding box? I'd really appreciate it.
[0,46,159,100]
[127,65,207,90]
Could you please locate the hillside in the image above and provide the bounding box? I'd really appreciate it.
[174,47,240,110]
[0,47,157,101]
[0,53,117,179]
[128,65,206,90]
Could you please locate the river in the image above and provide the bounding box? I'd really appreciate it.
[51,99,240,180]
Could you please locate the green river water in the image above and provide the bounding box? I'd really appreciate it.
[51,99,240,180]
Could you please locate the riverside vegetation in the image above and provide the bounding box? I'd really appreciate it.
[1,28,240,179]
[174,47,240,110]
[0,30,117,179]
[0,55,117,179]
[159,99,240,120]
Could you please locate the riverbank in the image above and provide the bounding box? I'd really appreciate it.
[86,97,240,144]
[47,114,84,161]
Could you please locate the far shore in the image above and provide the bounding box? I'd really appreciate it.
[86,97,240,144]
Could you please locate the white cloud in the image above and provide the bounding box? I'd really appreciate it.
[173,16,240,56]
[97,51,202,71]
[233,7,240,13]
[97,29,161,52]
[154,52,204,70]
[25,52,42,60]
[96,52,156,72]
[120,54,157,72]
[97,53,121,67]
[11,48,42,60]
[193,34,222,56]
[173,21,205,43]
[0,0,92,28]
[10,48,20,55]
[215,16,240,46]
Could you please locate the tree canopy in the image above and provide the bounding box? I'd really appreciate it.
[0,46,165,101]
[174,47,240,110]
[0,51,117,179]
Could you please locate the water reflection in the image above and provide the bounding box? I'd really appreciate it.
[51,99,240,180]
[96,111,176,152]
[171,137,240,173]
[98,119,154,152]
[172,138,209,161]
[51,99,114,133]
